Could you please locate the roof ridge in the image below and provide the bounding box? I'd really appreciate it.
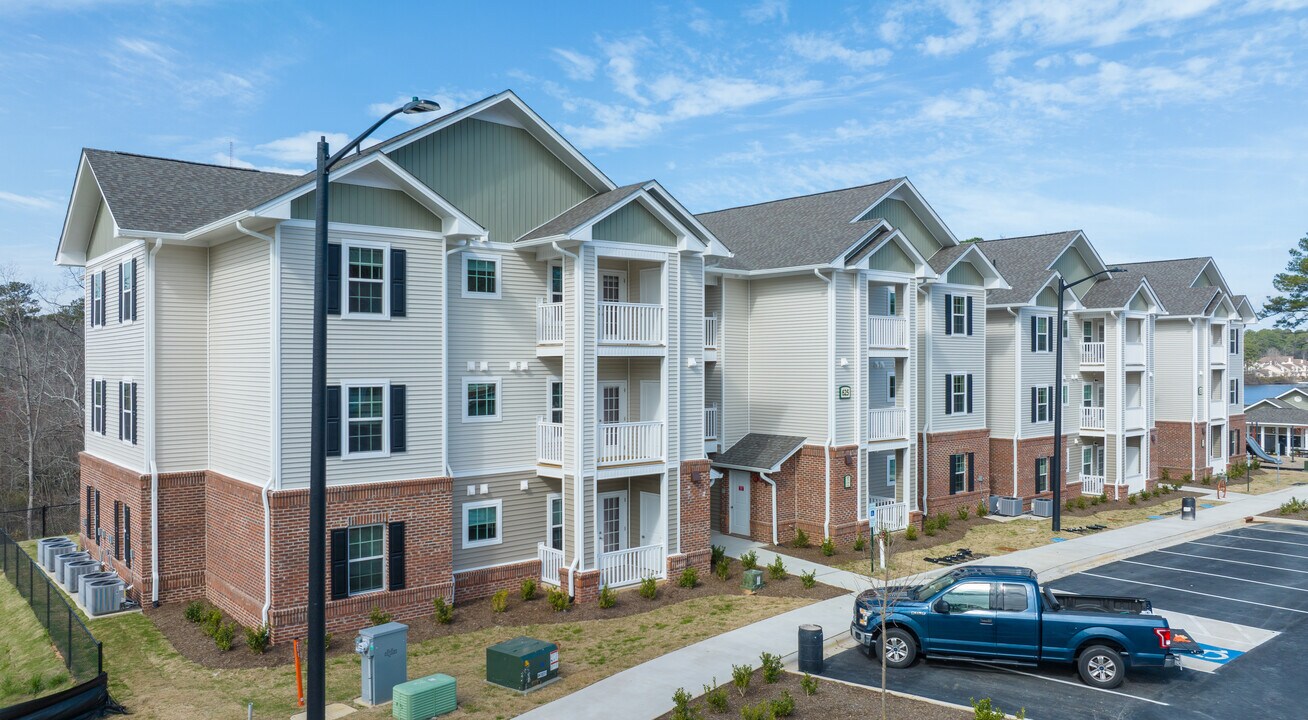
[979,230,1080,244]
[84,148,299,176]
[1116,256,1213,267]
[696,177,903,217]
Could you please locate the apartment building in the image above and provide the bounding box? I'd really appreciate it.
[58,91,729,640]
[1112,259,1255,481]
[696,180,1006,544]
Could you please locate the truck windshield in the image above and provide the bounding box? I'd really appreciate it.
[914,573,957,601]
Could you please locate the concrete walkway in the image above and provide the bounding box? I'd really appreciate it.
[516,486,1302,720]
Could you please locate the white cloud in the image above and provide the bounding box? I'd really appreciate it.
[988,49,1020,73]
[743,0,788,24]
[601,37,650,104]
[0,191,57,210]
[103,36,262,107]
[250,131,383,166]
[551,48,598,81]
[919,88,993,122]
[785,33,892,69]
[367,89,486,126]
[211,154,307,176]
[998,55,1243,115]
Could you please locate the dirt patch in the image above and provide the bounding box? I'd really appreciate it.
[654,667,969,720]
[151,566,845,671]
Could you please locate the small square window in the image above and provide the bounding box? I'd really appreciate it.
[463,499,503,549]
[464,253,500,298]
[464,377,501,422]
[347,524,384,595]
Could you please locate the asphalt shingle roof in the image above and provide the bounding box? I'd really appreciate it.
[926,243,974,274]
[1113,258,1222,316]
[518,182,647,242]
[695,179,902,271]
[1246,399,1308,425]
[83,149,302,235]
[975,232,1082,306]
[712,433,808,472]
[1079,275,1149,309]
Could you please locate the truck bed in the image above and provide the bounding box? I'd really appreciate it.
[1048,590,1151,615]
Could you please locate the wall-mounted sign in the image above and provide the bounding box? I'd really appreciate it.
[837,385,852,400]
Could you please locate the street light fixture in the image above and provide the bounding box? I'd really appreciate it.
[1051,266,1125,532]
[306,96,440,720]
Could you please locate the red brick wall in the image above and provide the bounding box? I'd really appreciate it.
[1011,436,1076,509]
[454,559,539,603]
[1229,414,1248,466]
[154,470,208,603]
[827,445,861,541]
[204,472,265,625]
[1156,421,1205,481]
[920,429,991,520]
[559,567,601,604]
[675,460,712,576]
[78,453,151,603]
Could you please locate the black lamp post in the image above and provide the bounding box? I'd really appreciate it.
[306,96,439,720]
[1051,267,1124,532]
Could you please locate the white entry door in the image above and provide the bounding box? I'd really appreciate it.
[639,491,662,546]
[640,380,663,422]
[728,470,751,536]
[639,267,660,304]
[598,491,627,553]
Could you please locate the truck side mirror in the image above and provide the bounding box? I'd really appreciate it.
[934,599,950,614]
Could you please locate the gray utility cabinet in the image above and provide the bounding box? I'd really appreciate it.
[995,497,1024,517]
[356,622,408,705]
[1031,498,1053,518]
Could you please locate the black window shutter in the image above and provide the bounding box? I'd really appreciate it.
[94,490,100,543]
[390,385,407,453]
[124,505,132,568]
[330,528,348,600]
[131,383,138,444]
[1030,316,1037,352]
[1035,457,1042,492]
[966,296,974,335]
[327,243,342,315]
[118,382,124,441]
[130,258,138,321]
[390,249,407,318]
[967,453,975,492]
[943,373,953,415]
[1031,387,1037,423]
[114,500,122,559]
[85,487,93,538]
[943,294,953,335]
[966,374,974,414]
[117,264,124,322]
[325,385,341,457]
[388,522,406,591]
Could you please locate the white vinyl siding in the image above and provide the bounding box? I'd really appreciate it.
[721,278,751,448]
[453,472,555,571]
[984,310,1016,438]
[84,242,145,471]
[1153,321,1194,421]
[747,274,828,442]
[209,235,272,483]
[1018,308,1058,438]
[679,253,702,462]
[154,245,209,472]
[928,285,986,432]
[833,271,860,445]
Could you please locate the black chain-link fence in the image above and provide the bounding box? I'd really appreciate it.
[0,528,102,682]
[0,503,81,542]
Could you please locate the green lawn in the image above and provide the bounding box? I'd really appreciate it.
[0,561,75,705]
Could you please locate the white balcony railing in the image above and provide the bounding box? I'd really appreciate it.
[599,421,664,465]
[869,497,909,532]
[1080,475,1105,497]
[867,407,909,442]
[1081,342,1105,364]
[537,301,564,345]
[704,314,720,350]
[599,302,664,345]
[538,543,565,586]
[1123,406,1146,430]
[867,316,910,349]
[537,420,564,465]
[1124,342,1145,366]
[1081,406,1106,430]
[600,543,665,588]
[704,404,719,441]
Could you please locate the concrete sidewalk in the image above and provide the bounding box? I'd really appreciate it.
[516,486,1302,720]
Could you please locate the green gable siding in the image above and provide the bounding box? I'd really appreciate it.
[863,198,943,260]
[946,260,984,286]
[592,201,676,247]
[87,199,129,259]
[1193,270,1213,288]
[1052,245,1095,299]
[291,183,442,232]
[867,240,915,273]
[1035,287,1059,307]
[1129,291,1149,312]
[388,118,595,243]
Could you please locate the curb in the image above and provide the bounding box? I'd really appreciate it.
[1250,515,1308,527]
[1035,515,1255,583]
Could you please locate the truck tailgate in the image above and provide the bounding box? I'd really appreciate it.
[1169,628,1205,655]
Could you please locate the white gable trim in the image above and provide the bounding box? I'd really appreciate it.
[853,177,960,249]
[843,225,937,279]
[933,244,1009,290]
[55,155,120,266]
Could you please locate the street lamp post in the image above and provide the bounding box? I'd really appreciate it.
[1051,267,1124,532]
[306,97,440,720]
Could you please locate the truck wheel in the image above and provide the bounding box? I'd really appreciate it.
[877,628,917,669]
[1078,645,1125,689]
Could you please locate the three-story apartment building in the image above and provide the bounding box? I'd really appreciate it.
[59,91,728,640]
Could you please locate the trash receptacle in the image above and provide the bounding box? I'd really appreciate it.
[798,624,823,673]
[1181,496,1196,521]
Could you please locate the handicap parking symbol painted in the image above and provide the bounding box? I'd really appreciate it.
[1195,643,1244,665]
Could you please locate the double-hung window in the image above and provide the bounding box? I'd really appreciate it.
[888,371,896,401]
[118,259,135,322]
[1082,384,1094,407]
[886,456,897,487]
[1033,385,1052,423]
[90,271,105,327]
[949,453,968,494]
[464,252,500,299]
[950,295,967,335]
[549,262,563,304]
[1035,457,1049,493]
[1034,316,1051,352]
[1229,429,1241,457]
[950,374,968,414]
[548,380,564,424]
[463,377,501,422]
[119,381,136,444]
[90,379,107,434]
[345,244,387,316]
[1082,320,1093,343]
[347,524,384,595]
[345,383,387,456]
[1229,328,1240,355]
[1061,383,1069,406]
[1081,446,1094,476]
[888,289,897,316]
[547,495,563,550]
[463,499,502,549]
[1229,379,1239,405]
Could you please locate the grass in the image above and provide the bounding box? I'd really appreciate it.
[1217,467,1306,495]
[0,553,76,705]
[15,541,813,719]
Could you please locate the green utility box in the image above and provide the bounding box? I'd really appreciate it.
[392,674,456,719]
[486,637,559,693]
[742,569,764,592]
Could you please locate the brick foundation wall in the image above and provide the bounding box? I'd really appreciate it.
[559,567,602,604]
[454,559,540,603]
[1155,421,1206,481]
[679,460,712,567]
[827,445,862,541]
[1229,414,1248,466]
[920,428,991,519]
[204,471,264,627]
[78,453,151,604]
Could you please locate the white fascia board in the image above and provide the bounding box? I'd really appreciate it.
[1049,231,1109,275]
[644,179,732,258]
[868,177,961,248]
[939,244,1010,290]
[1191,258,1234,296]
[55,156,115,267]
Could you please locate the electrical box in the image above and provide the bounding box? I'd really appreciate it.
[742,568,764,592]
[356,622,408,706]
[392,673,457,720]
[486,637,559,693]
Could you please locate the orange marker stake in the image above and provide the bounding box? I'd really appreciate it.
[294,638,305,707]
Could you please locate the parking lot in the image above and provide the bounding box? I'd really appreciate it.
[818,522,1308,720]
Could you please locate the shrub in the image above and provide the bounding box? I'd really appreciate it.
[740,702,771,720]
[820,536,836,557]
[1160,468,1171,484]
[957,506,970,521]
[923,522,937,537]
[1064,499,1075,511]
[711,544,726,569]
[1182,472,1192,485]
[369,606,392,626]
[731,664,752,697]
[1279,497,1307,515]
[640,576,659,599]
[972,697,1025,720]
[767,556,787,580]
[976,501,988,517]
[433,596,454,624]
[771,690,795,717]
[184,600,206,623]
[202,608,223,638]
[715,557,731,582]
[1099,492,1109,504]
[760,652,783,683]
[905,524,918,541]
[800,673,819,696]
[792,528,810,548]
[1128,494,1138,505]
[520,578,537,601]
[800,570,817,589]
[1138,490,1149,503]
[491,589,509,613]
[741,550,758,570]
[245,624,271,654]
[670,687,700,720]
[547,587,570,612]
[704,679,729,713]
[679,567,700,589]
[1075,496,1088,510]
[324,632,333,651]
[935,513,950,529]
[214,621,237,652]
[598,584,616,609]
[853,533,866,551]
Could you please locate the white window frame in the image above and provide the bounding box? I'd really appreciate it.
[118,260,134,325]
[1082,446,1094,476]
[888,370,896,401]
[951,374,968,414]
[463,498,504,549]
[599,269,628,303]
[546,493,563,551]
[1035,457,1049,493]
[548,260,564,304]
[90,272,104,327]
[949,453,968,494]
[462,376,502,423]
[888,288,897,316]
[462,251,502,300]
[1061,383,1069,406]
[1035,386,1052,423]
[950,295,967,335]
[341,239,391,319]
[1082,383,1094,407]
[347,523,386,596]
[1062,319,1068,338]
[91,378,106,435]
[119,378,136,446]
[1082,320,1093,342]
[886,455,897,487]
[341,379,390,459]
[1035,316,1050,352]
[1229,379,1239,405]
[547,377,564,424]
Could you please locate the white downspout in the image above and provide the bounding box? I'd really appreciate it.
[553,241,585,575]
[815,269,834,540]
[759,472,779,546]
[921,284,934,519]
[1008,307,1020,497]
[146,238,163,606]
[1191,318,1198,481]
[445,239,472,479]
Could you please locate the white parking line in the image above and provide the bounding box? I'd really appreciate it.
[1231,534,1308,549]
[1154,549,1308,575]
[1243,527,1308,542]
[953,659,1170,707]
[1077,572,1308,615]
[1117,560,1308,593]
[1186,540,1308,559]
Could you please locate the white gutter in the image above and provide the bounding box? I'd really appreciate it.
[553,241,586,574]
[1007,307,1020,497]
[146,238,163,606]
[759,472,779,546]
[815,269,834,540]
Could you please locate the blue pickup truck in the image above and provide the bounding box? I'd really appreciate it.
[850,566,1199,688]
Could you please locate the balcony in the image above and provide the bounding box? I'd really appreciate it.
[599,543,665,588]
[867,407,909,442]
[1124,342,1145,367]
[537,301,564,353]
[869,497,909,532]
[1209,399,1226,419]
[538,543,565,586]
[599,421,664,465]
[599,302,664,347]
[537,420,564,465]
[1081,342,1105,365]
[1081,406,1106,431]
[704,313,719,361]
[704,404,719,442]
[1080,475,1105,496]
[1123,406,1146,430]
[868,316,909,350]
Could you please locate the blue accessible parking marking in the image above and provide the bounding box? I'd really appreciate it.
[1194,643,1245,665]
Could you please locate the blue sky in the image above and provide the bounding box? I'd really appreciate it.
[2,0,1307,318]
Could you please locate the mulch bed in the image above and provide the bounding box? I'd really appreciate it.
[654,667,969,720]
[150,564,845,671]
